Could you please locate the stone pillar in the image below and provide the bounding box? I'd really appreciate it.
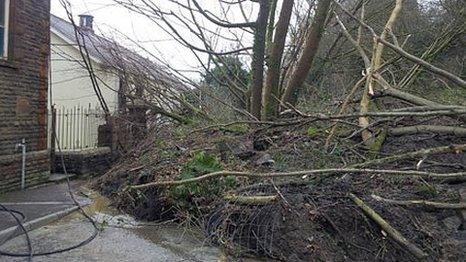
[127,100,148,146]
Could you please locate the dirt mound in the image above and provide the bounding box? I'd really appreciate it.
[205,176,465,261]
[95,125,466,261]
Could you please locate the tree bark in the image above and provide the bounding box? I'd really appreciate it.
[378,81,466,122]
[351,144,466,168]
[249,0,270,119]
[360,0,404,144]
[372,195,466,209]
[281,0,332,106]
[263,0,294,120]
[349,193,428,259]
[224,195,278,205]
[389,125,466,137]
[382,86,441,107]
[266,0,278,54]
[130,168,466,189]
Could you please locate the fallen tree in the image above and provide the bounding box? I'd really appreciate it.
[130,169,466,189]
[349,193,428,259]
[85,0,466,260]
[389,125,466,137]
[351,144,466,168]
[371,195,466,210]
[224,195,278,205]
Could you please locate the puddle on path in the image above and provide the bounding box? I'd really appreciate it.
[72,187,266,261]
[1,183,270,261]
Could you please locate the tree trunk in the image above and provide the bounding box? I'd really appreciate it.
[249,0,270,119]
[281,0,331,106]
[389,125,466,137]
[266,0,278,54]
[263,0,294,120]
[360,0,404,144]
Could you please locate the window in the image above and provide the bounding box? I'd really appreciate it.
[0,0,10,58]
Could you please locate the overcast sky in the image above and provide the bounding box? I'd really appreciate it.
[51,0,257,79]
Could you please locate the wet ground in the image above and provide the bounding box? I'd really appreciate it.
[1,217,223,261]
[0,181,89,232]
[0,182,262,261]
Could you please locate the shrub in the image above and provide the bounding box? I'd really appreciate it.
[169,151,236,211]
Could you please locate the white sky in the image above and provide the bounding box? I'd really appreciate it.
[51,0,258,80]
[51,0,440,81]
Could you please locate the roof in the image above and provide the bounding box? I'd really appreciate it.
[51,14,141,65]
[50,14,188,92]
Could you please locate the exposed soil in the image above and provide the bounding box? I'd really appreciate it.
[94,123,466,261]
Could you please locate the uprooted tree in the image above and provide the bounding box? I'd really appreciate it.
[61,1,464,124]
[61,0,466,260]
[97,0,465,147]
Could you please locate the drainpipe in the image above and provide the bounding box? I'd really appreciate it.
[15,139,27,190]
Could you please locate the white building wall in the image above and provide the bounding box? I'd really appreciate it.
[48,32,120,151]
[49,32,120,112]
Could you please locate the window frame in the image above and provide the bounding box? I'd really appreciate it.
[1,0,10,59]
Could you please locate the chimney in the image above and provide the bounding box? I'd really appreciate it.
[79,14,94,32]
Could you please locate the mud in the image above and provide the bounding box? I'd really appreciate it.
[94,125,466,261]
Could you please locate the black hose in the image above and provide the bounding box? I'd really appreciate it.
[0,207,26,221]
[0,204,33,261]
[0,202,99,257]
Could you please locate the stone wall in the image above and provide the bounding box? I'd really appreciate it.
[0,150,50,193]
[0,0,51,190]
[54,147,113,176]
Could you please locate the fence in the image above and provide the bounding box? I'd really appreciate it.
[50,105,106,151]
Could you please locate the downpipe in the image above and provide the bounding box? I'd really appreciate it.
[15,139,27,190]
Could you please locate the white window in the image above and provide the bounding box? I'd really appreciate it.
[0,0,10,58]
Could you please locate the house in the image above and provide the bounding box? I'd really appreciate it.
[0,0,51,192]
[50,14,121,113]
[49,13,186,151]
[49,14,120,150]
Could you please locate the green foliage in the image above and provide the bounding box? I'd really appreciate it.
[169,151,236,210]
[183,151,222,177]
[416,183,438,198]
[307,127,319,138]
[221,124,250,134]
[98,219,109,232]
[200,55,250,112]
[203,56,250,88]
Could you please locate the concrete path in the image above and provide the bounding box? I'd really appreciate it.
[0,181,264,262]
[0,181,250,262]
[0,181,89,232]
[1,217,222,262]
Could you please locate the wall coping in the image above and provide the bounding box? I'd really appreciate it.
[55,147,111,157]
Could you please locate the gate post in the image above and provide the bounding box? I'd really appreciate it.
[98,115,119,154]
[50,105,57,173]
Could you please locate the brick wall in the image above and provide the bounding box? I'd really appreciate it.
[0,0,51,190]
